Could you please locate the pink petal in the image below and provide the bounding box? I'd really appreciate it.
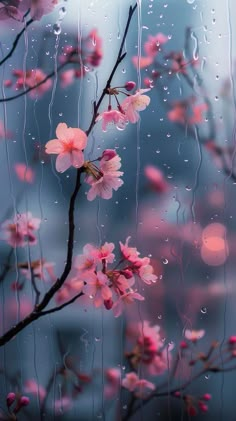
[71,150,84,168]
[72,128,88,149]
[56,123,69,140]
[56,153,71,173]
[45,139,64,154]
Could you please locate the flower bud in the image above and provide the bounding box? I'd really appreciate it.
[104,299,113,310]
[6,392,16,407]
[125,81,136,91]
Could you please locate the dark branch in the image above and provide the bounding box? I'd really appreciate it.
[0,18,34,67]
[0,3,137,347]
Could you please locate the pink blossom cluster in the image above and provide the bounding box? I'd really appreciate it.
[4,68,52,98]
[0,0,58,22]
[167,97,208,125]
[96,88,151,131]
[132,33,169,69]
[2,212,41,247]
[59,29,103,87]
[127,320,173,376]
[56,238,157,316]
[84,149,124,200]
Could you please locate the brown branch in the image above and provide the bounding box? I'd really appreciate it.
[0,18,34,67]
[0,248,13,283]
[0,61,69,103]
[0,3,137,347]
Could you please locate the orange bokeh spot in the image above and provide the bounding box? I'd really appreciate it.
[201,223,228,266]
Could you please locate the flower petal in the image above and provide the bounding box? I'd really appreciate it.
[55,153,71,173]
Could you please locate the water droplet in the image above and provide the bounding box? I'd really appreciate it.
[95,337,101,342]
[53,23,61,36]
[187,0,195,3]
[201,307,207,314]
[185,186,192,191]
[59,6,67,19]
[158,314,162,320]
[205,374,210,380]
[162,258,168,265]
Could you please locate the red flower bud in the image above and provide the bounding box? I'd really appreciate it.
[6,392,16,407]
[125,81,136,91]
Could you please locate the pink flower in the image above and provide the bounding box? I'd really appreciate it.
[0,120,12,139]
[119,237,140,263]
[185,329,205,342]
[60,69,76,88]
[168,99,208,125]
[132,56,154,69]
[138,260,157,285]
[74,244,97,273]
[144,165,170,193]
[85,151,123,200]
[54,396,72,415]
[0,2,23,22]
[112,274,135,293]
[83,271,112,308]
[104,368,121,398]
[2,212,41,247]
[12,69,52,98]
[24,380,46,402]
[45,122,87,172]
[113,291,144,318]
[84,243,115,264]
[121,89,151,123]
[122,372,155,397]
[14,163,35,183]
[29,0,58,21]
[96,109,127,132]
[132,33,168,69]
[144,33,169,57]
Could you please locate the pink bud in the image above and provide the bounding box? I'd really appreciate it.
[125,81,136,91]
[143,78,153,88]
[104,299,113,310]
[202,393,211,401]
[180,341,188,349]
[101,149,117,161]
[199,402,208,412]
[174,391,181,397]
[120,269,133,279]
[228,336,236,345]
[6,392,16,407]
[19,396,30,407]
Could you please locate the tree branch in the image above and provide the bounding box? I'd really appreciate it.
[0,3,138,347]
[0,18,34,67]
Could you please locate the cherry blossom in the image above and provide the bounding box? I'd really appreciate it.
[119,236,140,262]
[83,271,112,308]
[14,163,35,183]
[85,150,123,200]
[11,69,52,98]
[185,329,205,342]
[144,165,170,193]
[112,290,144,318]
[2,212,41,247]
[0,1,22,22]
[45,122,87,172]
[29,0,58,21]
[132,33,168,68]
[96,108,127,132]
[121,89,151,123]
[24,380,46,402]
[168,99,208,125]
[122,372,155,397]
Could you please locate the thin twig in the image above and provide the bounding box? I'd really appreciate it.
[0,18,34,67]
